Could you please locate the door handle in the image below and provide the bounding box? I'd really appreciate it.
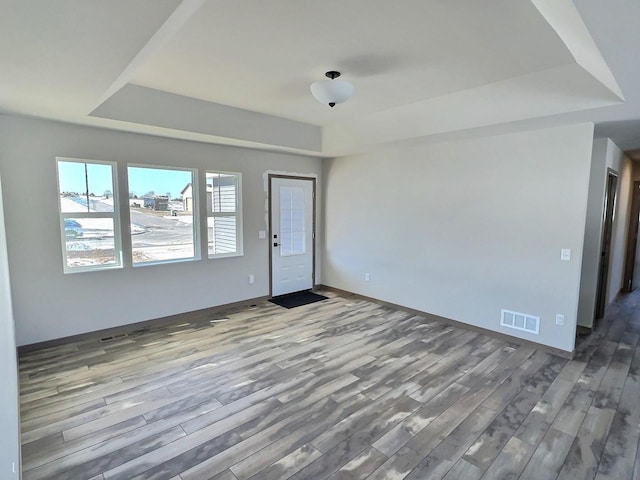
[273,242,279,247]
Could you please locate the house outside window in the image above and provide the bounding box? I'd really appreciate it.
[207,172,242,257]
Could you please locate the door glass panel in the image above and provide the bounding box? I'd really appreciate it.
[279,186,305,257]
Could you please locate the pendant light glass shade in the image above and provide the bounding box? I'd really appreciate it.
[310,71,354,107]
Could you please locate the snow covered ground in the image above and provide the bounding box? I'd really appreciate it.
[60,195,195,265]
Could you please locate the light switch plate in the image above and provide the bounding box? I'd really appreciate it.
[258,231,266,239]
[556,314,565,325]
[561,249,571,261]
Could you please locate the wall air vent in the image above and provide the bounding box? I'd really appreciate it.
[501,309,539,335]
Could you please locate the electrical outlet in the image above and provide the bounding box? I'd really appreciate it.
[248,274,255,284]
[561,249,571,261]
[556,314,565,326]
[258,230,266,239]
[364,273,370,281]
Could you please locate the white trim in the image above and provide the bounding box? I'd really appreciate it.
[127,163,200,266]
[131,257,199,268]
[206,170,243,258]
[57,157,123,274]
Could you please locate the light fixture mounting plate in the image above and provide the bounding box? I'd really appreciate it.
[325,71,341,80]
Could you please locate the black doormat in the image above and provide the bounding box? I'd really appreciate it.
[269,290,328,309]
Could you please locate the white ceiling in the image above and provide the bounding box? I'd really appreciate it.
[0,0,638,157]
[130,0,572,124]
[0,0,182,118]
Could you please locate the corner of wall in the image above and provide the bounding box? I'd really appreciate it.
[323,124,593,352]
[0,172,21,478]
[577,135,634,327]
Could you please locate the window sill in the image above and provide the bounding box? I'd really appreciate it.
[208,252,244,260]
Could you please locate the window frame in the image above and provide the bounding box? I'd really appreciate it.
[206,170,243,259]
[56,157,123,274]
[127,163,201,267]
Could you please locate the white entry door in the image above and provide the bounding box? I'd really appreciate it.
[270,176,314,296]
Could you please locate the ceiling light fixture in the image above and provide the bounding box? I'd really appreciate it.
[310,71,354,107]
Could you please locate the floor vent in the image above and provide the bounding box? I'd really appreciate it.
[100,332,128,342]
[501,309,539,335]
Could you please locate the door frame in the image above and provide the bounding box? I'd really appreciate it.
[268,174,316,297]
[623,181,640,292]
[595,168,618,320]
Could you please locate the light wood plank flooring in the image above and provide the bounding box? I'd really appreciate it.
[17,289,640,479]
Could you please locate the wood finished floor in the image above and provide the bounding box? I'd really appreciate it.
[18,290,640,480]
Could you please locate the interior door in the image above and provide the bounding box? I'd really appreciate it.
[270,176,315,296]
[623,181,640,292]
[595,170,618,320]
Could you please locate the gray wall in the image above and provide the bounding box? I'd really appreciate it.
[606,143,632,305]
[577,139,608,327]
[633,164,640,290]
[322,124,594,352]
[577,138,632,328]
[0,172,20,477]
[0,115,322,346]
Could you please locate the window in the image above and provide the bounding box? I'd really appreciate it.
[128,165,198,265]
[57,158,122,272]
[207,172,242,257]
